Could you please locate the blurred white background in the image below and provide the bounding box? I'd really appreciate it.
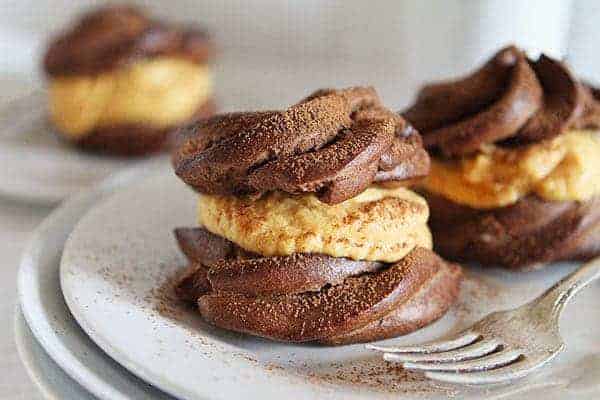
[1,0,599,111]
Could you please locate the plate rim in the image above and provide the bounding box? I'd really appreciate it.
[57,167,600,400]
[17,160,173,400]
[19,159,600,400]
[14,306,97,400]
[59,169,385,400]
[0,91,160,204]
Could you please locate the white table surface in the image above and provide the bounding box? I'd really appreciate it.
[0,26,47,396]
[1,198,50,399]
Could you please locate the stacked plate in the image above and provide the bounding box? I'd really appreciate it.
[0,91,165,205]
[15,158,600,400]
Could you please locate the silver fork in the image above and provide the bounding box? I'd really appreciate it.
[367,257,600,384]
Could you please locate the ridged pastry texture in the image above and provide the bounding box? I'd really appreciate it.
[424,193,600,270]
[173,87,429,204]
[43,6,213,76]
[402,45,600,269]
[173,228,461,344]
[403,46,600,156]
[170,86,462,344]
[43,5,215,156]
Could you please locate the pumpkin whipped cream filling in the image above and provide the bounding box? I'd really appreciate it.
[197,186,432,263]
[170,87,462,345]
[403,45,600,269]
[43,6,215,156]
[426,130,600,209]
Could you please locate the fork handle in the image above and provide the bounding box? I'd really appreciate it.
[539,257,600,319]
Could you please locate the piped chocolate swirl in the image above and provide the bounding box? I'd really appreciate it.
[404,45,600,270]
[44,6,213,76]
[403,46,600,157]
[170,86,462,344]
[42,5,215,157]
[424,193,600,270]
[174,227,461,344]
[173,87,429,204]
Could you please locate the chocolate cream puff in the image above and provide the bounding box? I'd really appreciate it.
[43,6,215,156]
[170,87,462,345]
[403,46,600,270]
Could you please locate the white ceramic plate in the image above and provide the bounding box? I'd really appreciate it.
[17,160,173,400]
[0,91,165,205]
[14,307,96,400]
[60,168,600,400]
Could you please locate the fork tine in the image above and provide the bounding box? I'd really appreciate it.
[402,349,522,372]
[424,356,555,385]
[383,338,501,363]
[366,331,480,354]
